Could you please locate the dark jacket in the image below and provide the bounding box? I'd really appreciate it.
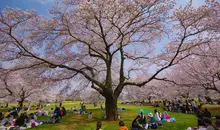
[132,119,142,128]
[54,108,61,118]
[204,110,211,118]
[15,116,25,126]
[139,115,146,125]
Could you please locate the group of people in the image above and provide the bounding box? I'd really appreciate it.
[195,106,220,130]
[131,109,174,130]
[188,116,220,130]
[67,103,88,115]
[0,105,67,130]
[94,110,172,130]
[162,99,200,114]
[0,110,40,129]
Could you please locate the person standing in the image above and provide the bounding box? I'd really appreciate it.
[191,99,197,113]
[59,102,62,107]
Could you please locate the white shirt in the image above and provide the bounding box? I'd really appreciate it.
[154,112,161,121]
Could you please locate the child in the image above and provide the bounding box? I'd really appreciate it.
[118,114,121,120]
[118,120,128,130]
[95,121,102,130]
[88,112,92,120]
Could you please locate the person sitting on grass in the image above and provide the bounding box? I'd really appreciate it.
[95,121,102,130]
[203,118,215,130]
[47,107,61,124]
[29,113,37,121]
[139,112,147,128]
[0,112,4,120]
[196,106,206,127]
[54,107,61,119]
[49,108,54,117]
[35,108,42,116]
[118,120,128,130]
[28,113,38,128]
[10,115,17,127]
[162,111,170,121]
[10,108,18,118]
[203,109,211,118]
[214,116,220,130]
[88,112,92,120]
[1,114,11,126]
[192,118,216,130]
[148,113,155,123]
[60,107,67,118]
[132,115,142,130]
[23,112,30,123]
[154,109,161,122]
[73,106,78,112]
[14,114,25,127]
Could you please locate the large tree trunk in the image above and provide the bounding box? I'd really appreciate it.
[105,96,118,121]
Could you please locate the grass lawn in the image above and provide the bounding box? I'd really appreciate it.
[1,101,220,130]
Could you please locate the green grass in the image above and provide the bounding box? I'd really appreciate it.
[1,101,219,130]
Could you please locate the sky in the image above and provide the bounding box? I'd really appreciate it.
[0,0,208,16]
[0,0,54,16]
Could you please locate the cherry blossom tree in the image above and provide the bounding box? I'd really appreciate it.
[0,0,219,120]
[167,43,220,96]
[122,80,165,102]
[81,89,104,103]
[0,68,49,107]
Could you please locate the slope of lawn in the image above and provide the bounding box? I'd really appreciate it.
[1,101,219,130]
